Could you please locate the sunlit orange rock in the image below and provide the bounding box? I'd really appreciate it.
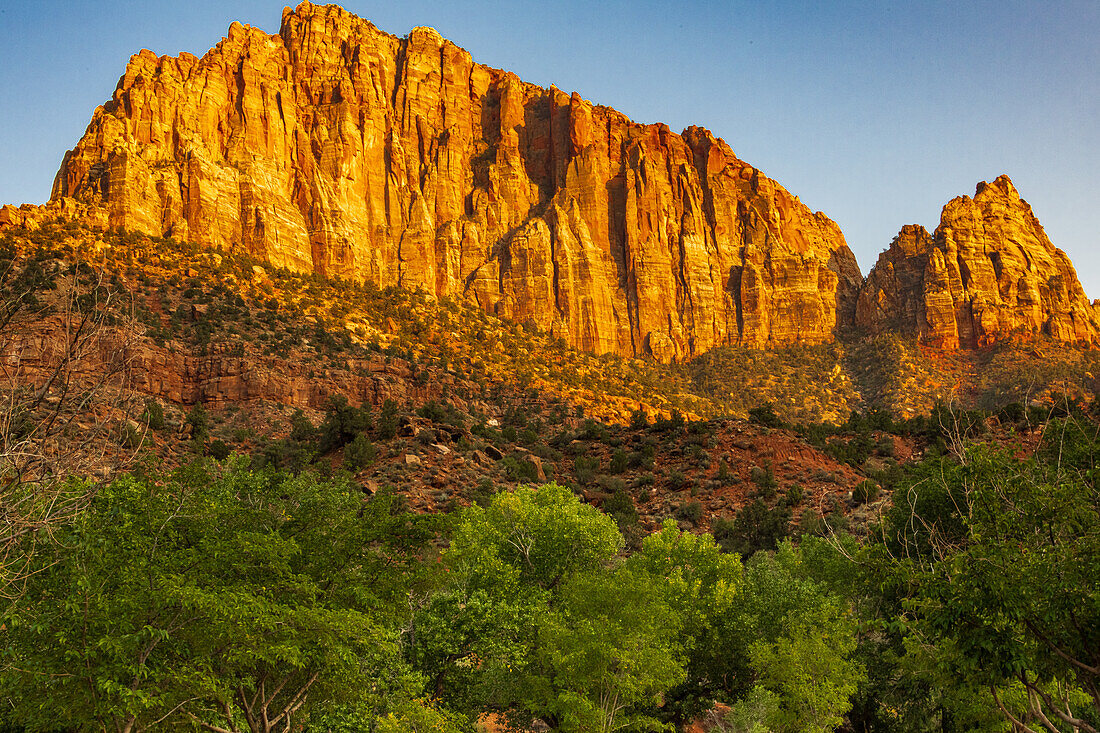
[856,175,1098,348]
[51,2,859,360]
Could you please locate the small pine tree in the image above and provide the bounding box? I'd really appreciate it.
[375,399,399,441]
[289,409,317,444]
[186,404,208,441]
[609,449,628,475]
[343,434,376,471]
[142,400,165,431]
[717,458,732,484]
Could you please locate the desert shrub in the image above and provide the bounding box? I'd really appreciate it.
[253,438,311,474]
[675,500,704,525]
[668,470,692,492]
[852,480,880,506]
[655,410,685,433]
[574,455,599,484]
[796,508,828,538]
[467,477,497,508]
[826,509,850,534]
[141,400,165,430]
[596,476,627,494]
[580,419,609,443]
[629,445,655,470]
[118,422,143,450]
[602,489,638,528]
[997,401,1026,424]
[208,440,231,461]
[824,432,875,468]
[748,402,784,429]
[502,455,540,483]
[609,449,628,475]
[418,401,447,423]
[750,463,778,498]
[750,463,772,487]
[344,434,377,471]
[783,485,804,507]
[928,401,990,442]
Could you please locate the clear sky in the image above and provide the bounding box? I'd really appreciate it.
[1,1,1097,295]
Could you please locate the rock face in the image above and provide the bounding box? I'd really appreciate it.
[8,316,448,412]
[856,176,1099,349]
[0,200,108,230]
[52,2,860,361]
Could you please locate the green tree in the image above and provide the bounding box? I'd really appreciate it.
[627,521,744,721]
[375,399,400,441]
[727,543,865,731]
[713,499,789,558]
[0,461,416,733]
[318,394,371,451]
[343,433,376,471]
[447,482,623,592]
[141,399,166,430]
[872,437,1100,733]
[187,402,208,440]
[374,698,471,733]
[412,483,624,723]
[289,408,317,444]
[748,606,863,733]
[533,567,685,733]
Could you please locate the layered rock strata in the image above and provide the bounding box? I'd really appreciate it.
[856,175,1099,348]
[51,2,861,360]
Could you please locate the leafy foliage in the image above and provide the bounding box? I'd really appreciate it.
[0,461,422,733]
[713,500,791,558]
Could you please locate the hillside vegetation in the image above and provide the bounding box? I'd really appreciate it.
[2,218,1100,732]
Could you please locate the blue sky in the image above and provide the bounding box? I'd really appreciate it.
[1,0,1097,295]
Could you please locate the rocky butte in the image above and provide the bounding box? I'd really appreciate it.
[36,2,1099,359]
[856,175,1099,349]
[49,1,861,361]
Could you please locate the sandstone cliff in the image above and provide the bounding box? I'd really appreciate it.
[51,2,861,361]
[856,175,1099,349]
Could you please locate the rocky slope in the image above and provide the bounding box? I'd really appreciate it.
[51,1,861,361]
[856,176,1099,348]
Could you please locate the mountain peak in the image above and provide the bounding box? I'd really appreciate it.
[32,5,1097,358]
[975,173,1018,199]
[48,2,859,362]
[857,177,1098,348]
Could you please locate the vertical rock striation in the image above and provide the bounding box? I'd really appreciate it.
[856,175,1098,348]
[52,2,860,360]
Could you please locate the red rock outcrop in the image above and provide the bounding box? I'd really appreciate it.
[856,176,1099,348]
[51,2,860,360]
[0,199,108,231]
[5,315,449,412]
